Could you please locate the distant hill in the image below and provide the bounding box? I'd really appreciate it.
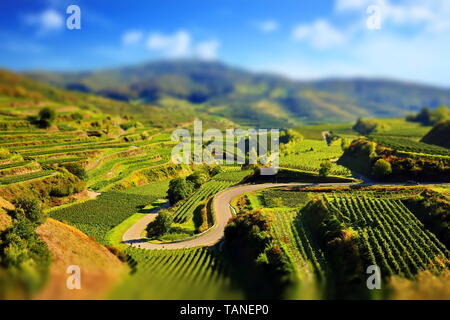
[0,69,132,115]
[0,69,201,127]
[421,120,450,148]
[25,60,450,127]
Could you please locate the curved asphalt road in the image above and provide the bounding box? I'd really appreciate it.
[121,182,354,250]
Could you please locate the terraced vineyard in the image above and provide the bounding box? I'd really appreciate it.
[88,145,173,191]
[212,168,253,181]
[324,195,450,278]
[0,170,57,185]
[171,169,253,224]
[0,66,449,301]
[271,208,328,299]
[296,123,357,140]
[174,180,234,223]
[280,139,352,177]
[262,189,310,208]
[111,247,241,299]
[50,181,170,244]
[368,135,450,157]
[0,121,178,194]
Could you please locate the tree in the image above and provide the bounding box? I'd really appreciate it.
[279,129,303,144]
[9,198,47,225]
[167,178,194,204]
[209,165,223,177]
[352,118,378,135]
[223,210,293,299]
[372,159,392,177]
[406,106,450,126]
[37,107,56,128]
[146,210,173,239]
[63,163,87,180]
[430,105,450,124]
[186,171,210,189]
[319,161,332,177]
[0,199,51,299]
[408,107,431,125]
[352,118,390,135]
[360,140,377,157]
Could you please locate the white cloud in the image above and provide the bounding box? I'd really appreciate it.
[252,0,450,86]
[146,30,191,57]
[260,23,450,87]
[144,30,221,59]
[24,8,64,34]
[122,30,144,46]
[336,0,450,32]
[258,20,279,32]
[292,20,345,49]
[194,40,220,60]
[39,9,64,30]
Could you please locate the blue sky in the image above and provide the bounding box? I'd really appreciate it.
[1,0,450,87]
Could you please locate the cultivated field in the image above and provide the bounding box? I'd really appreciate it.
[0,70,449,300]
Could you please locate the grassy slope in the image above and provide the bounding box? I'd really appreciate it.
[0,68,198,128]
[0,198,126,299]
[25,60,450,126]
[421,120,450,148]
[35,218,126,300]
[0,197,13,231]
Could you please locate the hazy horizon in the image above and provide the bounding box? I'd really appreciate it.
[1,0,450,87]
[8,57,447,91]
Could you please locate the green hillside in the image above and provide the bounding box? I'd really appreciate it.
[0,69,208,128]
[1,63,449,301]
[421,120,450,148]
[26,60,450,127]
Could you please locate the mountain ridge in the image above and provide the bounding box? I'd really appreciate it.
[23,60,450,127]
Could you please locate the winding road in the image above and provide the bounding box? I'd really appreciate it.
[122,181,450,250]
[122,182,355,250]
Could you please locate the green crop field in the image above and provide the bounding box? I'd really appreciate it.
[324,195,450,277]
[296,124,357,140]
[88,148,172,191]
[212,169,253,182]
[110,247,241,299]
[161,169,256,239]
[50,180,170,244]
[0,64,449,301]
[233,186,450,299]
[368,135,450,156]
[280,139,352,177]
[270,208,328,299]
[261,189,311,208]
[0,160,31,170]
[0,170,56,185]
[173,180,233,223]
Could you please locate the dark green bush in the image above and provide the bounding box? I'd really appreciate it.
[0,197,51,299]
[63,163,87,180]
[167,178,194,204]
[146,210,173,239]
